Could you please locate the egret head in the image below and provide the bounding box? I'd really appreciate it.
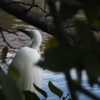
[18,29,42,51]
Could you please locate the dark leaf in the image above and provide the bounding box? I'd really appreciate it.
[33,83,48,98]
[48,81,63,98]
[37,46,81,72]
[23,91,40,100]
[2,46,8,63]
[75,20,99,52]
[68,99,72,100]
[75,20,100,85]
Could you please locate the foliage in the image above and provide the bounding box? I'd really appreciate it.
[1,0,100,100]
[48,81,63,98]
[0,79,71,100]
[23,91,40,100]
[2,46,8,63]
[33,83,47,99]
[38,0,100,99]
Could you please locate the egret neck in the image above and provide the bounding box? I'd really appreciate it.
[18,29,42,51]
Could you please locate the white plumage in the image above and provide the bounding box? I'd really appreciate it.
[8,30,43,95]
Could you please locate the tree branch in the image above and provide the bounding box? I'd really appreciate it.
[0,26,18,36]
[3,1,47,14]
[0,0,54,34]
[0,0,100,46]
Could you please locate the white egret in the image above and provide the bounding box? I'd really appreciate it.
[8,29,43,95]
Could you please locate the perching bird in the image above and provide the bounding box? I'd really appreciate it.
[8,29,43,95]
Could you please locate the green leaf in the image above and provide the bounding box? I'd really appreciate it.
[2,46,8,63]
[37,46,81,72]
[23,91,40,100]
[48,81,63,98]
[0,67,23,100]
[33,83,48,98]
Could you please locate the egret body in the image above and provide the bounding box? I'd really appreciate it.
[8,30,43,95]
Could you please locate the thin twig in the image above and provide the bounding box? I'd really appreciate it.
[0,30,17,49]
[26,0,35,12]
[3,1,47,14]
[64,18,72,29]
[0,26,18,36]
[62,93,69,100]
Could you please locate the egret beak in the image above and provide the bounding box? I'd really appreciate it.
[17,29,30,37]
